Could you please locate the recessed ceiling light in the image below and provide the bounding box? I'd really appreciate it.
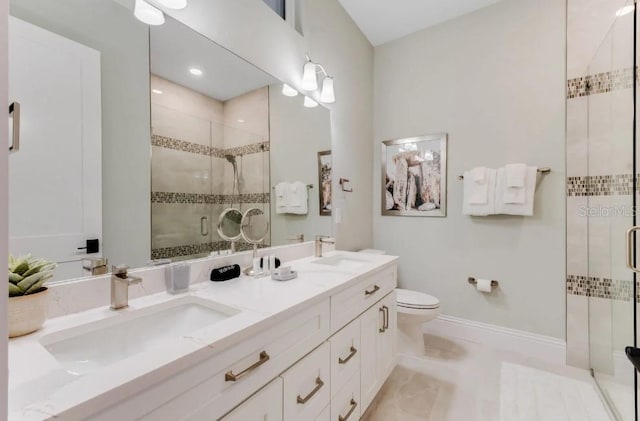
[189,68,203,76]
[237,119,245,123]
[151,89,163,95]
[616,5,634,16]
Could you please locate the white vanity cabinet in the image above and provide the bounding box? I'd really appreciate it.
[360,291,397,410]
[81,263,397,421]
[221,378,283,421]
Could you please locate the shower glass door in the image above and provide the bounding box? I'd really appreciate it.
[586,1,637,420]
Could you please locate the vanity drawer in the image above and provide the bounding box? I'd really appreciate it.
[316,404,331,421]
[220,378,283,421]
[281,342,330,421]
[330,266,396,333]
[329,318,360,396]
[330,371,360,421]
[127,299,330,421]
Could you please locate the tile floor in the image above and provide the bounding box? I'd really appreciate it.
[362,333,614,421]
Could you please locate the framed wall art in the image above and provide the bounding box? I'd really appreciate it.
[381,134,447,217]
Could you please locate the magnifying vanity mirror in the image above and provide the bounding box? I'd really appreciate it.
[7,0,333,284]
[217,208,243,253]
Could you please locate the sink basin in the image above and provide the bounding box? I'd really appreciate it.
[313,255,369,270]
[40,297,240,376]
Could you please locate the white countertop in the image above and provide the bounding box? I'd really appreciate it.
[8,251,397,420]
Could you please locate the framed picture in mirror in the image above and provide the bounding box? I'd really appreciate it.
[318,150,332,216]
[381,134,447,217]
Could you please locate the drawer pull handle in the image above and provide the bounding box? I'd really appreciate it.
[379,307,386,333]
[338,346,358,365]
[225,351,270,382]
[339,399,358,421]
[296,377,324,404]
[364,285,380,296]
[383,305,390,331]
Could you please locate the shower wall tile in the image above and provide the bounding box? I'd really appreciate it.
[151,203,211,249]
[566,197,587,276]
[223,86,269,148]
[151,146,211,194]
[589,297,614,375]
[566,98,587,177]
[152,105,212,147]
[566,294,590,369]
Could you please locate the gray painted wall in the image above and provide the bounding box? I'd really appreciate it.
[373,0,567,338]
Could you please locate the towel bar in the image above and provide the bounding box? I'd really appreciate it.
[468,277,499,288]
[272,184,313,189]
[457,167,550,180]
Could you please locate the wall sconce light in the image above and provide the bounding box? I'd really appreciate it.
[282,84,299,97]
[302,59,318,91]
[320,76,335,104]
[134,0,188,25]
[302,54,336,104]
[134,0,165,25]
[304,96,319,108]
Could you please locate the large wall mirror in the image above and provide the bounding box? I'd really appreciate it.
[7,0,332,282]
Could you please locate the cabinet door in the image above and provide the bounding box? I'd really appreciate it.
[360,301,384,410]
[378,291,397,382]
[221,378,283,421]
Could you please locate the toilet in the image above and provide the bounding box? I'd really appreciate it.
[359,250,441,354]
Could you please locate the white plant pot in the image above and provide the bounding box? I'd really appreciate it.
[8,288,49,338]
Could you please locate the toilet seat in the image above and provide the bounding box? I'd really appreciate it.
[396,288,440,310]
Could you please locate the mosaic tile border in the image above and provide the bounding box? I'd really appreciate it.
[566,174,639,197]
[567,67,635,99]
[151,192,270,205]
[152,134,268,158]
[567,274,638,302]
[151,241,268,260]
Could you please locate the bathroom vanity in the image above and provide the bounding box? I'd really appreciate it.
[8,251,398,420]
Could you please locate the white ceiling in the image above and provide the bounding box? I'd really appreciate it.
[338,0,504,46]
[150,16,277,101]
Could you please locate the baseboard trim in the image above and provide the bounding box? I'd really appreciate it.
[422,314,567,366]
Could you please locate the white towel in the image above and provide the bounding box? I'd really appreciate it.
[505,163,526,188]
[275,182,289,214]
[495,167,537,216]
[286,181,308,215]
[463,168,497,216]
[467,167,490,204]
[473,167,487,183]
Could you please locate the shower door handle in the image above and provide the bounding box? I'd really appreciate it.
[626,227,640,273]
[626,347,640,373]
[201,216,209,237]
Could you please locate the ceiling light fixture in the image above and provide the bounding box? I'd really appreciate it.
[155,0,188,10]
[134,0,165,26]
[151,89,163,94]
[237,119,246,123]
[616,5,634,16]
[320,77,335,104]
[189,67,203,76]
[304,96,319,108]
[282,84,299,97]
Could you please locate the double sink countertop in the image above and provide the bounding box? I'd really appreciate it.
[8,251,398,420]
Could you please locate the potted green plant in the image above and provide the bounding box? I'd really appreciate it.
[8,255,56,338]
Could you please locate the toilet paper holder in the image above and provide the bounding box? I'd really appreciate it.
[468,277,499,288]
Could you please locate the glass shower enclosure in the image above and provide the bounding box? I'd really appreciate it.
[582,1,638,419]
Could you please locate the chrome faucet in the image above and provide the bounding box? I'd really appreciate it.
[110,265,142,310]
[315,235,336,258]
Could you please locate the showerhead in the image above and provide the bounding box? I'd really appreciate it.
[225,155,236,164]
